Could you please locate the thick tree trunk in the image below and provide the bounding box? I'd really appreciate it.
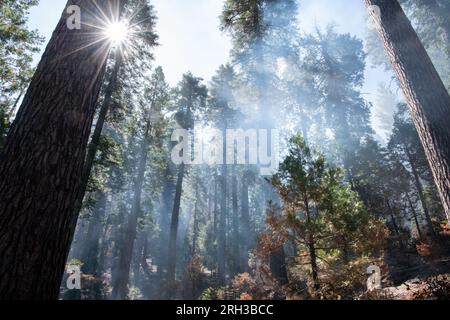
[0,0,114,300]
[167,163,185,290]
[365,0,450,223]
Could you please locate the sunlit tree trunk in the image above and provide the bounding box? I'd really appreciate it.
[0,0,114,300]
[365,0,450,223]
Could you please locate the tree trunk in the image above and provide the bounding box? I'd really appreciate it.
[0,0,115,300]
[167,162,185,291]
[192,188,199,256]
[156,165,175,283]
[231,165,240,274]
[74,52,123,218]
[111,121,151,300]
[218,166,227,284]
[213,174,218,235]
[407,193,423,240]
[241,172,251,272]
[386,198,401,237]
[269,247,289,286]
[81,192,107,275]
[365,0,450,223]
[405,146,437,237]
[304,200,319,292]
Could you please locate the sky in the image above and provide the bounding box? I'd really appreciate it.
[27,0,395,140]
[28,0,232,86]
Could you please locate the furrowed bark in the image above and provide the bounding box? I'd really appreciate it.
[365,0,450,222]
[0,0,116,300]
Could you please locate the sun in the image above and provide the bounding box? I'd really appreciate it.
[104,21,129,45]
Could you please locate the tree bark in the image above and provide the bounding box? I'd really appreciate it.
[365,0,450,223]
[0,0,115,300]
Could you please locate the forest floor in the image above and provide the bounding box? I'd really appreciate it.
[375,273,450,300]
[368,230,450,300]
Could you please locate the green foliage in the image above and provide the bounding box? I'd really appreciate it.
[199,287,226,300]
[0,0,43,144]
[260,135,387,297]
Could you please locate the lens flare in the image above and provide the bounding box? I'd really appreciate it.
[104,21,129,45]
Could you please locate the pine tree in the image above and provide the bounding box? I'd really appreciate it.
[166,73,207,296]
[0,0,43,145]
[112,66,170,299]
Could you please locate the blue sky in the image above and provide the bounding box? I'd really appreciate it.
[27,0,395,140]
[28,0,232,86]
